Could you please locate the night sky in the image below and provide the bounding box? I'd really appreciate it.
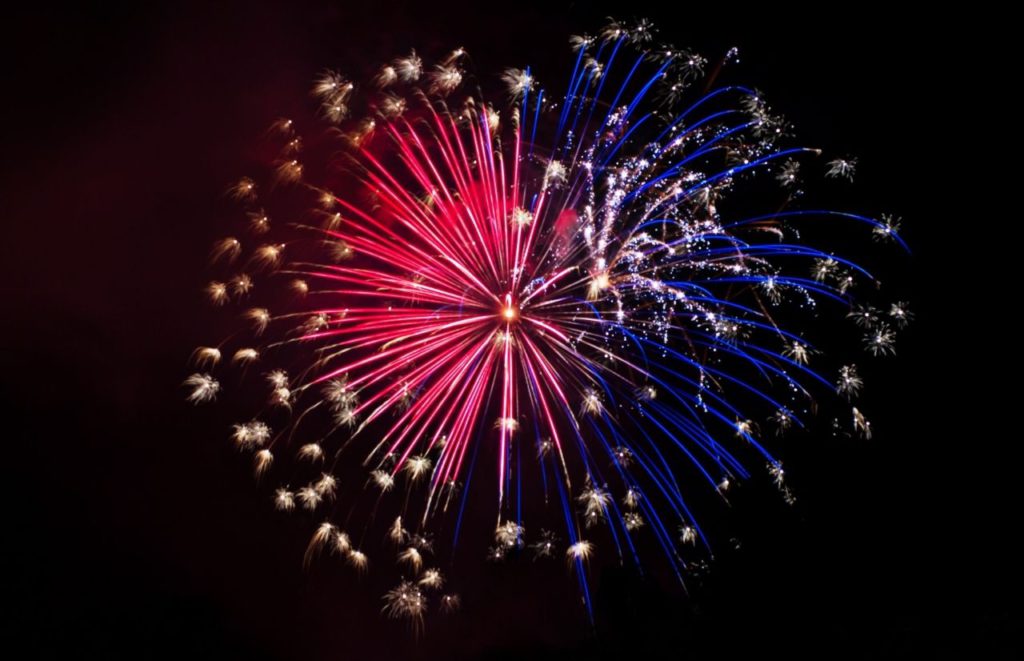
[2,3,1016,659]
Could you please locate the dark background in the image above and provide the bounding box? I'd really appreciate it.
[2,2,1015,659]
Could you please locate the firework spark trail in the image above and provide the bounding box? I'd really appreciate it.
[186,20,909,626]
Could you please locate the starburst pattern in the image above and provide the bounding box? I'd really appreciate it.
[187,19,909,626]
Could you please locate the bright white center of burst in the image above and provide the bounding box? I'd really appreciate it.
[501,293,518,322]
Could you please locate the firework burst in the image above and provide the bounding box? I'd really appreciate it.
[187,19,909,626]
